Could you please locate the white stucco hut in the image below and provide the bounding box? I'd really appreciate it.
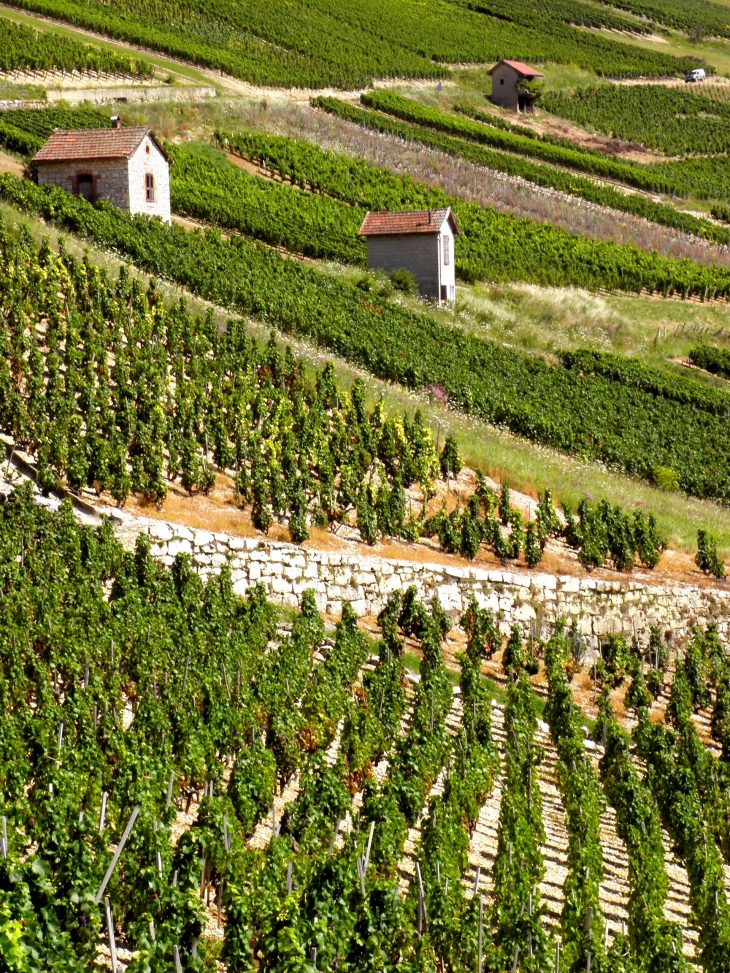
[358,208,461,304]
[32,120,171,222]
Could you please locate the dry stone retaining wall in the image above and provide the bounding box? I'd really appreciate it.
[111,512,730,648]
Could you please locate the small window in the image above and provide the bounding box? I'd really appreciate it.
[145,143,151,154]
[443,235,450,266]
[145,172,155,203]
[500,78,504,85]
[440,285,447,302]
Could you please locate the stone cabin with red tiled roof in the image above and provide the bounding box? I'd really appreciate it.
[358,208,461,304]
[488,59,544,112]
[32,119,171,223]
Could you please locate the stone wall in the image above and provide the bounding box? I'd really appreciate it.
[111,512,730,648]
[45,86,217,106]
[37,157,132,211]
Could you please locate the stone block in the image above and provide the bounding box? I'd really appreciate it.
[149,522,173,542]
[437,584,462,611]
[168,538,192,557]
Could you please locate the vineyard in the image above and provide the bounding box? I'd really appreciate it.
[0,15,153,77]
[593,0,730,39]
[2,484,729,971]
[4,177,730,505]
[310,95,730,241]
[0,211,697,576]
[541,85,730,157]
[0,0,696,87]
[0,105,113,157]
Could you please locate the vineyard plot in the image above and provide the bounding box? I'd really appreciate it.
[533,718,570,929]
[465,700,506,906]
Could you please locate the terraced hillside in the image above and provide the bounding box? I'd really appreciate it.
[3,482,730,972]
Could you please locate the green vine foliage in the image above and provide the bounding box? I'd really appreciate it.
[491,671,551,972]
[636,663,730,973]
[596,690,686,973]
[0,483,289,972]
[545,624,610,972]
[5,184,730,508]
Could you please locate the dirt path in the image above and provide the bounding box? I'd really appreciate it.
[0,149,23,177]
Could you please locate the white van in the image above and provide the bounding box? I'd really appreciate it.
[685,67,706,82]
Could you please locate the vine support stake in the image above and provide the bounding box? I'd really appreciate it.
[95,805,140,903]
[99,792,108,833]
[166,771,175,809]
[555,940,560,973]
[415,861,428,929]
[328,819,342,854]
[105,896,118,973]
[473,865,481,898]
[512,945,519,973]
[1,815,7,857]
[286,861,293,893]
[173,945,183,973]
[478,893,484,973]
[364,820,375,872]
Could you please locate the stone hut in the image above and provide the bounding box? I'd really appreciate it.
[358,208,461,303]
[488,59,544,112]
[33,120,171,222]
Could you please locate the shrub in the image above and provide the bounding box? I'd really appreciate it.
[389,268,418,294]
[652,466,681,492]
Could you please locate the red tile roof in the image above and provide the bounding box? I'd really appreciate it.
[358,207,461,236]
[488,59,544,78]
[33,126,170,163]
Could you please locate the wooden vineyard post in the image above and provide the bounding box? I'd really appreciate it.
[95,806,140,904]
[478,893,484,973]
[105,896,118,973]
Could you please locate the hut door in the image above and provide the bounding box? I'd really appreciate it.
[77,174,94,200]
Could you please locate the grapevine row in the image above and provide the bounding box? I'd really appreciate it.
[0,15,153,76]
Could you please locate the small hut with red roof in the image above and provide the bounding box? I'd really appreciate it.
[358,207,461,304]
[488,59,544,112]
[33,118,171,222]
